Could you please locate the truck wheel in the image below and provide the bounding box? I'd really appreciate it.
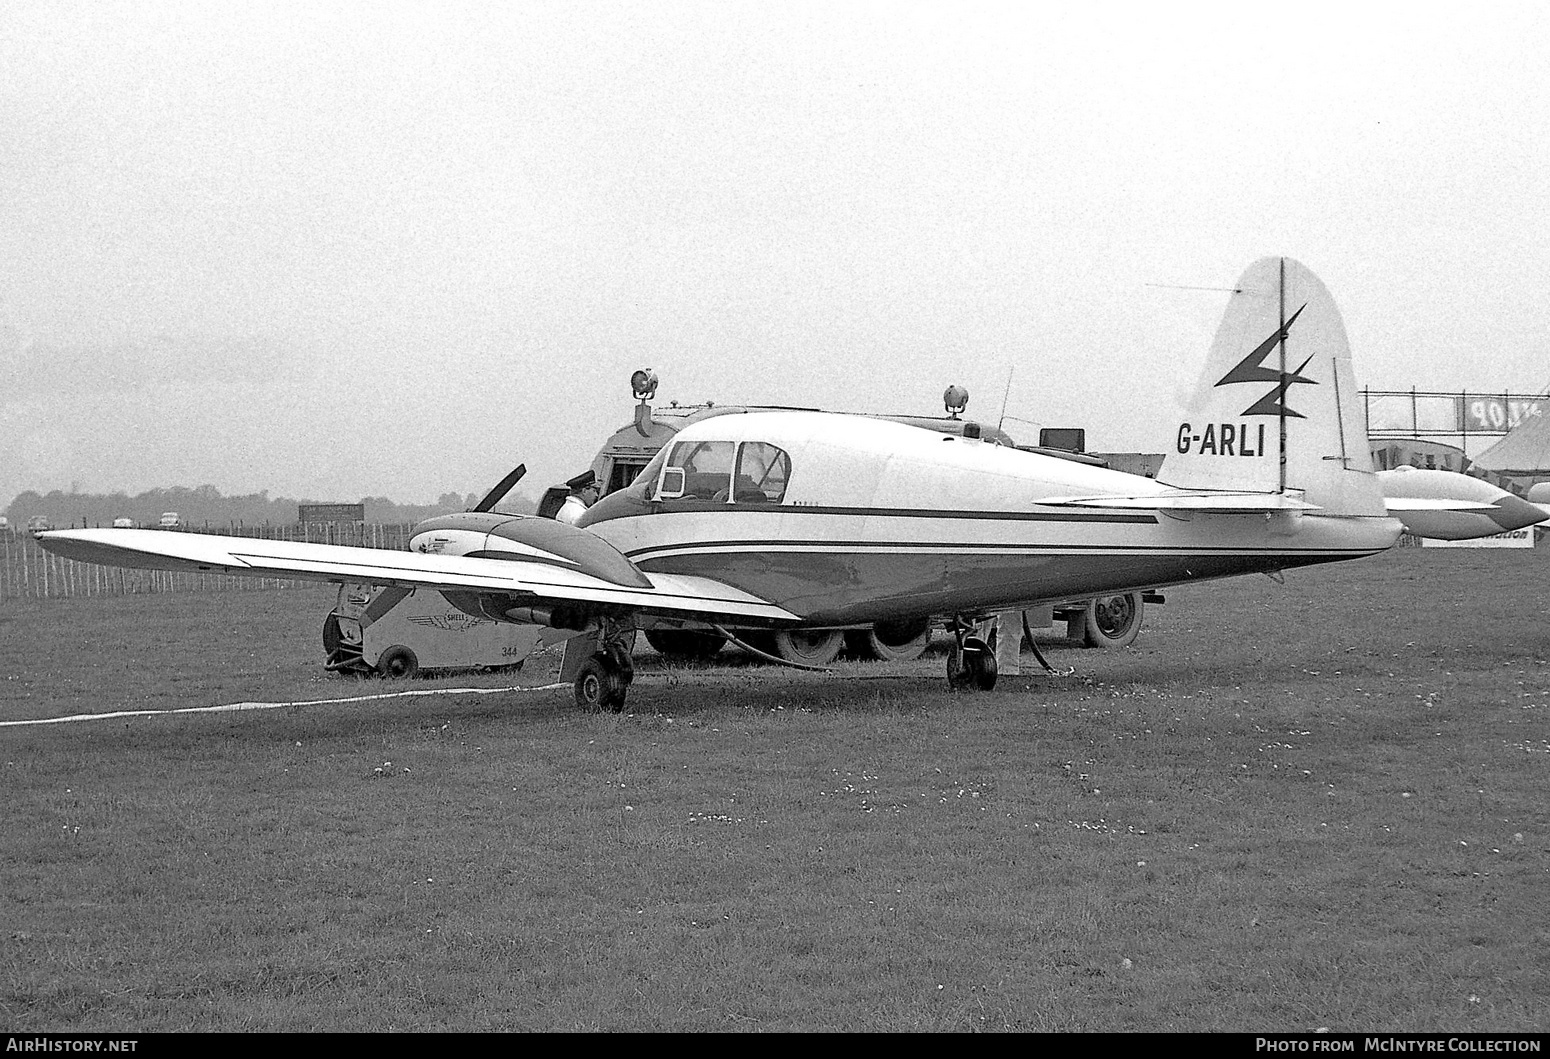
[323,613,343,657]
[847,617,933,662]
[376,645,420,678]
[772,629,844,666]
[1076,593,1144,648]
[644,629,727,661]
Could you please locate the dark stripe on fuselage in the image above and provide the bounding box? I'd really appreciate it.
[623,539,1377,562]
[613,501,1159,524]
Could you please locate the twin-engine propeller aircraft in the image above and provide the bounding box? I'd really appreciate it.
[40,257,1543,711]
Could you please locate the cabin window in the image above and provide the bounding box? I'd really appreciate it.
[662,440,735,501]
[733,442,791,504]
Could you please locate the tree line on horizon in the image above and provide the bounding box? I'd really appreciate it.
[3,484,537,529]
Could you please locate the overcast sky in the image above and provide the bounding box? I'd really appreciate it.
[3,1,1547,507]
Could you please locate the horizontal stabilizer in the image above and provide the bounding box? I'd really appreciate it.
[1380,498,1497,513]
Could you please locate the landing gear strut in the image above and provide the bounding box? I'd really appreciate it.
[569,618,637,712]
[946,616,998,691]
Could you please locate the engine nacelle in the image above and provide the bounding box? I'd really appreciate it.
[440,591,593,631]
[409,512,651,588]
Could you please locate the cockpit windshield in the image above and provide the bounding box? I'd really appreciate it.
[656,439,792,504]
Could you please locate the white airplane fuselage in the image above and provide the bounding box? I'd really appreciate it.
[572,411,1402,626]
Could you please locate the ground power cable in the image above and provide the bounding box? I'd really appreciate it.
[0,683,567,728]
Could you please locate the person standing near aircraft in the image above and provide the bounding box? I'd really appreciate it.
[556,471,601,525]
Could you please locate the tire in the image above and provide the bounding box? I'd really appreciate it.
[322,613,343,657]
[1076,593,1144,648]
[740,631,779,657]
[771,629,845,666]
[644,628,727,661]
[948,634,997,691]
[848,617,933,662]
[969,648,998,691]
[574,655,628,712]
[375,645,420,679]
[946,649,974,689]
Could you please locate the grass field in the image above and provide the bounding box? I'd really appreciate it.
[1,548,1547,1031]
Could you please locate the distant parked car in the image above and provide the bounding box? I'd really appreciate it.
[158,512,181,529]
[113,517,134,529]
[27,516,51,535]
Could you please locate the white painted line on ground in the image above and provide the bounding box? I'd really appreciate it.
[0,683,568,728]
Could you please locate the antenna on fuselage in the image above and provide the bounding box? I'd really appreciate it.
[1277,256,1288,494]
[1143,282,1245,293]
[996,367,1014,434]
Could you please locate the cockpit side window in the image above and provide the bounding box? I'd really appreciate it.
[662,440,735,501]
[733,442,791,504]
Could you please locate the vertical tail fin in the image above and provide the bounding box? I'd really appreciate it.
[1157,257,1383,516]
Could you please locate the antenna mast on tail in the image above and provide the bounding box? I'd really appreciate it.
[1278,257,1288,494]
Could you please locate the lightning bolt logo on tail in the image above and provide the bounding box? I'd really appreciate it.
[1214,302,1318,418]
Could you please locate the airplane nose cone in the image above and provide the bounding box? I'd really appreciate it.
[1491,492,1549,533]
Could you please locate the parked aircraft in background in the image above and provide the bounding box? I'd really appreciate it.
[40,257,1543,711]
[1377,466,1546,541]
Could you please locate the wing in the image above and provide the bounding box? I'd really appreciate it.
[38,528,797,624]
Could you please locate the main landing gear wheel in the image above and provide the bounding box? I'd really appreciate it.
[1072,593,1143,649]
[574,644,635,712]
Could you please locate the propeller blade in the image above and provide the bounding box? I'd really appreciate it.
[470,464,527,512]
